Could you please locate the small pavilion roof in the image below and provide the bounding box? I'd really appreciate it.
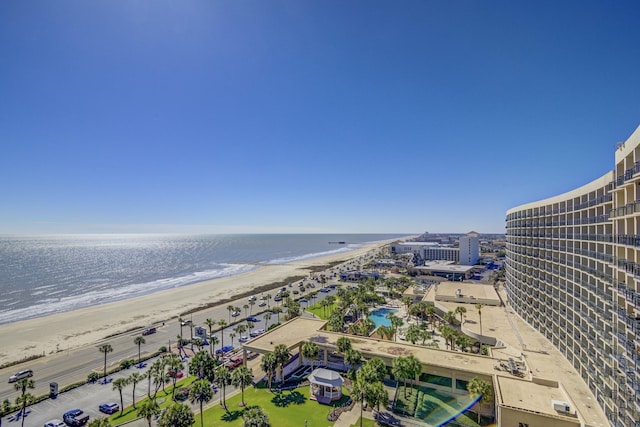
[308,368,344,388]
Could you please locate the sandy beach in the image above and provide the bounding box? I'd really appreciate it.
[0,242,386,366]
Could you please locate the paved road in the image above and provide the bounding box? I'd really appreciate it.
[0,259,366,411]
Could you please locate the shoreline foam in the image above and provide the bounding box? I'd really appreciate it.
[0,241,388,366]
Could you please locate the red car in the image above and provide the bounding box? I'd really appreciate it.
[167,369,184,378]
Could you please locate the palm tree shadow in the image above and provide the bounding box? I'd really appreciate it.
[271,390,306,407]
[221,409,243,422]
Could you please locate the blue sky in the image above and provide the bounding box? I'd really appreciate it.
[2,1,640,235]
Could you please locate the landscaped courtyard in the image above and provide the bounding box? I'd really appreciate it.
[201,383,351,427]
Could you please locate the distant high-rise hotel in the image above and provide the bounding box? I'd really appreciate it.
[506,126,640,427]
[391,232,479,265]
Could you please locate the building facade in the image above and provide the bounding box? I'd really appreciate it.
[391,232,480,265]
[505,126,640,427]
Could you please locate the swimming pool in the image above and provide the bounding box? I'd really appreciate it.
[369,307,398,327]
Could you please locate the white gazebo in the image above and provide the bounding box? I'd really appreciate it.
[308,368,344,404]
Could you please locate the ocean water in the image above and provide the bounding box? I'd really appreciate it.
[0,234,407,325]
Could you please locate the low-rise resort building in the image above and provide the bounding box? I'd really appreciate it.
[506,125,640,427]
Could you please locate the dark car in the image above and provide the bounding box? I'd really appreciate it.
[215,345,234,355]
[141,327,156,336]
[98,403,119,414]
[246,316,259,322]
[63,409,89,426]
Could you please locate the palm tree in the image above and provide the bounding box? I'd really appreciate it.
[476,303,484,342]
[467,377,492,423]
[189,379,213,427]
[134,336,146,366]
[128,372,143,409]
[364,381,389,419]
[215,366,231,409]
[210,335,219,356]
[231,366,254,407]
[13,378,34,427]
[344,348,362,379]
[263,312,272,330]
[112,377,128,414]
[87,418,112,427]
[158,402,195,427]
[272,306,282,324]
[260,352,278,391]
[205,318,216,356]
[242,405,270,427]
[166,353,183,400]
[405,355,422,393]
[301,341,319,368]
[406,324,421,344]
[425,304,436,329]
[229,333,237,347]
[336,336,352,354]
[455,306,467,325]
[273,344,290,384]
[444,310,457,325]
[98,343,113,383]
[351,376,369,427]
[389,314,404,342]
[243,304,249,317]
[266,294,272,308]
[227,305,235,323]
[136,398,160,427]
[218,319,227,349]
[392,357,410,398]
[377,325,395,340]
[249,300,256,314]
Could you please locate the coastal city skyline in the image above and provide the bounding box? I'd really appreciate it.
[2,1,640,235]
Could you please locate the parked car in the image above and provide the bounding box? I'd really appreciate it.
[273,296,283,302]
[44,420,66,427]
[299,298,308,303]
[239,336,249,343]
[246,316,259,322]
[248,295,257,302]
[226,357,243,369]
[62,409,89,426]
[167,370,184,378]
[8,369,33,383]
[98,403,119,414]
[231,311,241,317]
[250,329,265,337]
[141,327,156,336]
[258,301,267,307]
[216,345,234,355]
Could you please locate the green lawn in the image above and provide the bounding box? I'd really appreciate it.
[201,385,350,427]
[350,417,378,427]
[307,301,339,320]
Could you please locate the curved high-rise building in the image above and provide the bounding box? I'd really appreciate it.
[506,126,640,427]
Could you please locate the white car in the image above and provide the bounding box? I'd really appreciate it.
[44,420,66,427]
[239,336,249,343]
[231,311,241,317]
[8,369,33,383]
[248,295,257,302]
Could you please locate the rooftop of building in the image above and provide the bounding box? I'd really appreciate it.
[417,262,475,273]
[435,281,501,306]
[496,376,580,423]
